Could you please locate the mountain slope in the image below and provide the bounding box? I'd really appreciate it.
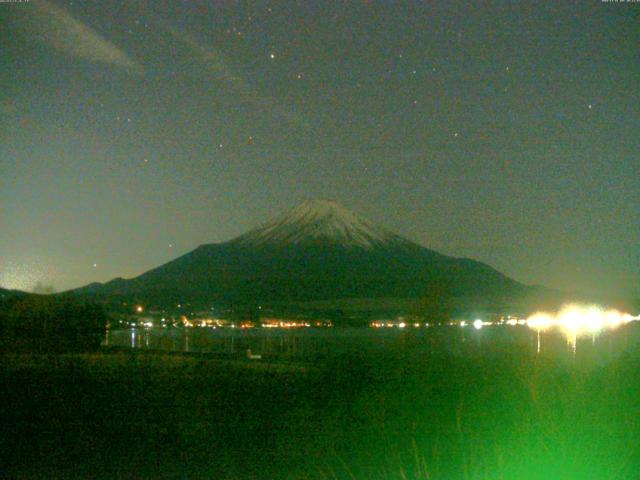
[69,200,530,312]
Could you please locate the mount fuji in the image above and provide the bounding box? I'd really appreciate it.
[70,200,538,316]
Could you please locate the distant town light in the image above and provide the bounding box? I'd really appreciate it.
[473,319,483,330]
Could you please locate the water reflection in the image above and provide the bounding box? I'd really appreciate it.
[104,321,640,363]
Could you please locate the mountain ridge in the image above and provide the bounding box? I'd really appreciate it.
[67,199,545,315]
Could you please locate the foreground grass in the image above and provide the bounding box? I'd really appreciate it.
[1,343,639,479]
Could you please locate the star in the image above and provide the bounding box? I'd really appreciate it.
[588,104,593,110]
[93,263,98,268]
[269,53,275,59]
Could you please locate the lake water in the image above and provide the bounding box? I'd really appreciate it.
[104,322,640,363]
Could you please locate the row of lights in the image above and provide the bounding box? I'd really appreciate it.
[371,306,639,335]
[132,304,638,336]
[371,320,496,329]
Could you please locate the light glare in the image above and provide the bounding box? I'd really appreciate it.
[525,304,638,342]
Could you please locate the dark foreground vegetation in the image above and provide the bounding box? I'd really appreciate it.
[2,337,640,480]
[0,294,106,353]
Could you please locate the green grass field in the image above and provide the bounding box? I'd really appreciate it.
[1,342,639,479]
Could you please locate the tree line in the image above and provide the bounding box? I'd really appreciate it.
[0,294,107,353]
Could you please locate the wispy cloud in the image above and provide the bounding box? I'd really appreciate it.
[21,0,143,74]
[158,21,308,129]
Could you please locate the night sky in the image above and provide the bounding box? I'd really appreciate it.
[1,0,638,298]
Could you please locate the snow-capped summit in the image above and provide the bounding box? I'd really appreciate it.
[232,199,407,248]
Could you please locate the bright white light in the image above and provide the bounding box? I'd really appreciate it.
[583,306,605,333]
[527,313,553,331]
[473,319,483,330]
[398,322,406,328]
[525,304,638,342]
[460,321,467,327]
